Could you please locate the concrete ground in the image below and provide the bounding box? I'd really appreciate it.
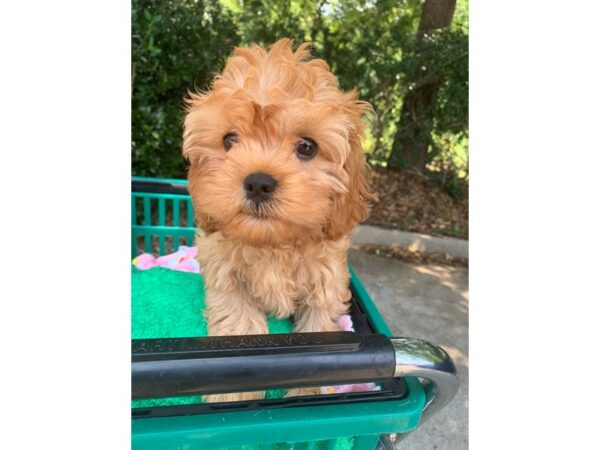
[348,249,468,450]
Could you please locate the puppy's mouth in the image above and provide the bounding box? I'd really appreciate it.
[240,201,278,220]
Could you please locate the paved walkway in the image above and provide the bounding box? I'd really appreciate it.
[348,249,468,450]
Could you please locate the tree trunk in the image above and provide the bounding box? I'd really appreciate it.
[387,0,457,172]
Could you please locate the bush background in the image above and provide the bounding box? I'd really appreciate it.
[132,0,468,200]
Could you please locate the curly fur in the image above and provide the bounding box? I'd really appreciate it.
[182,39,375,401]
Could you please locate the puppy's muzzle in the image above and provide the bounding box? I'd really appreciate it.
[243,172,278,205]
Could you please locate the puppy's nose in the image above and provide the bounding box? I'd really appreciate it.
[244,172,278,203]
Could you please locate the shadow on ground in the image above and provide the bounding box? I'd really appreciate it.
[349,249,468,450]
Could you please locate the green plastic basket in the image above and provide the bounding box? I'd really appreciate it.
[132,177,196,257]
[131,177,427,450]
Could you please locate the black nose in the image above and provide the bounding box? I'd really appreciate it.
[244,172,278,204]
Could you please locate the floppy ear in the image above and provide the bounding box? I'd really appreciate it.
[186,160,220,235]
[182,93,220,235]
[325,93,376,239]
[182,92,209,164]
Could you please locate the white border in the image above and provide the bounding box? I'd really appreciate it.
[471,0,600,448]
[1,1,130,448]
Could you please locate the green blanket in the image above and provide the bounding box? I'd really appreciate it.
[132,266,355,450]
[132,266,293,407]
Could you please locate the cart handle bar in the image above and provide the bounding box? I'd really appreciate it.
[132,332,458,424]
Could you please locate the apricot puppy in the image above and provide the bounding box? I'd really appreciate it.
[183,39,374,401]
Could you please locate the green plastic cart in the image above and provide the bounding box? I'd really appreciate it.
[131,177,459,450]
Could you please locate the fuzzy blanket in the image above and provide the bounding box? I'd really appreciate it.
[131,263,372,449]
[132,254,378,408]
[132,266,293,408]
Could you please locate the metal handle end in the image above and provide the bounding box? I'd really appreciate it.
[392,337,459,425]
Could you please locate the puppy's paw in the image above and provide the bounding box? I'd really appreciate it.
[285,387,322,398]
[203,391,265,403]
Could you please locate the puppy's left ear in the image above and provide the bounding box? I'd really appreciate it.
[325,92,377,239]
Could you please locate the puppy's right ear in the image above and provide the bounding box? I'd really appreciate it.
[182,92,219,235]
[187,159,219,234]
[182,91,209,164]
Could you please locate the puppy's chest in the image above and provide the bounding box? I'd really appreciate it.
[238,250,309,316]
[197,233,349,318]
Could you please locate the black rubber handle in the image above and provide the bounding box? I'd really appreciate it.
[132,332,396,399]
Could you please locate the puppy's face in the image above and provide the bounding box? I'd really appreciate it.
[183,39,373,246]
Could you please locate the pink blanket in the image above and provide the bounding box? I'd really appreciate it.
[133,245,199,273]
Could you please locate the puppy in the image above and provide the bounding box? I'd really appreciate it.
[183,39,374,401]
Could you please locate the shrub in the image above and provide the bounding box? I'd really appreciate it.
[132,0,239,178]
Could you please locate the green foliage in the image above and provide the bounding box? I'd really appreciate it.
[386,0,468,193]
[132,0,239,178]
[132,0,469,190]
[430,130,469,200]
[399,25,469,194]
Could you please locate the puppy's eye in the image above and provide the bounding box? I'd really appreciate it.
[295,138,318,160]
[223,133,238,151]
